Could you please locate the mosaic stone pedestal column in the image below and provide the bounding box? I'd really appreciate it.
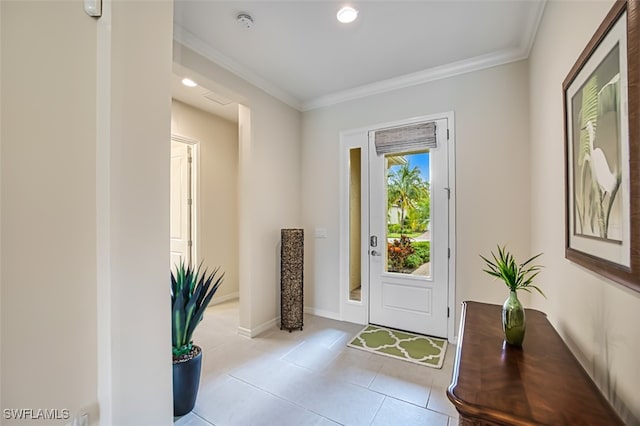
[280,229,304,332]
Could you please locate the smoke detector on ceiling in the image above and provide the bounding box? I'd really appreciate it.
[237,13,254,29]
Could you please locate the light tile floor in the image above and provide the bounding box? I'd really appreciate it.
[175,299,459,426]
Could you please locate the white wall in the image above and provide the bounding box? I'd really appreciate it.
[529,1,640,423]
[0,0,4,413]
[1,1,174,425]
[301,60,532,325]
[103,2,174,424]
[174,43,302,334]
[1,2,99,423]
[171,100,240,301]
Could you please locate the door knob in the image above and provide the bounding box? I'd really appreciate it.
[371,250,382,256]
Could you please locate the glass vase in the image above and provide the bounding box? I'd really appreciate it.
[502,290,526,346]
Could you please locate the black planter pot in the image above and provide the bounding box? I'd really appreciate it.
[173,346,203,417]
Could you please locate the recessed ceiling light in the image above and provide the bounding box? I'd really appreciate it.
[182,78,197,88]
[337,6,358,24]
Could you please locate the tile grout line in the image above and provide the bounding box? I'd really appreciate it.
[368,396,387,426]
[196,302,457,426]
[226,372,340,425]
[193,411,217,426]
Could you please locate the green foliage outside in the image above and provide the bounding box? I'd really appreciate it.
[388,224,402,234]
[386,160,432,272]
[388,232,422,239]
[387,239,430,272]
[387,235,414,272]
[387,163,430,234]
[407,198,430,234]
[412,241,431,263]
[405,253,423,269]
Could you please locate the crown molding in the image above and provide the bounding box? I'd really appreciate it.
[523,0,547,58]
[301,47,526,111]
[173,25,302,111]
[173,0,546,113]
[302,0,547,111]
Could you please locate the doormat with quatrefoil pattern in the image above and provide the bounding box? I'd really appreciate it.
[347,324,447,369]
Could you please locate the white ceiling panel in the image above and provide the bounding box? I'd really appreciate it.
[173,0,545,110]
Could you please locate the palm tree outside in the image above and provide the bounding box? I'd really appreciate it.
[388,163,428,234]
[386,153,432,275]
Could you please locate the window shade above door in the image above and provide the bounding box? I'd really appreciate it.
[374,122,436,155]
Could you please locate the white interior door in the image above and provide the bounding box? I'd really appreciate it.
[170,140,192,268]
[369,119,449,337]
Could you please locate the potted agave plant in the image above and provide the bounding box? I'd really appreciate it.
[171,261,224,416]
[480,245,544,346]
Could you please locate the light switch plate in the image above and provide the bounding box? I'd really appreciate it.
[314,228,327,239]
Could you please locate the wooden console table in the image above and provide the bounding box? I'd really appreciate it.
[447,301,623,425]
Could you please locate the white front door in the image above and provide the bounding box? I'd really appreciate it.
[170,140,193,268]
[369,119,449,337]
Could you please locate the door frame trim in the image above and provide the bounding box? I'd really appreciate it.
[171,134,200,265]
[338,112,456,342]
[338,128,371,325]
[445,112,457,342]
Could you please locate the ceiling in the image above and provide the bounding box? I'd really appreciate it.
[172,72,239,122]
[173,0,545,112]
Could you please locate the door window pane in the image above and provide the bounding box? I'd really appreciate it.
[349,148,362,301]
[385,151,431,277]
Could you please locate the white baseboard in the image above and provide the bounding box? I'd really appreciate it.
[235,306,342,337]
[304,306,341,321]
[237,327,252,338]
[210,292,239,306]
[237,316,280,338]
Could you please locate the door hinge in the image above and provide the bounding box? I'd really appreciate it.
[448,248,451,258]
[188,240,193,247]
[447,307,450,318]
[187,198,193,205]
[445,187,450,199]
[446,128,450,140]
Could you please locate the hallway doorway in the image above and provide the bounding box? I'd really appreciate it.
[170,137,197,268]
[170,76,241,307]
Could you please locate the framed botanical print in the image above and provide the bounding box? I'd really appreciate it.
[563,0,640,292]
